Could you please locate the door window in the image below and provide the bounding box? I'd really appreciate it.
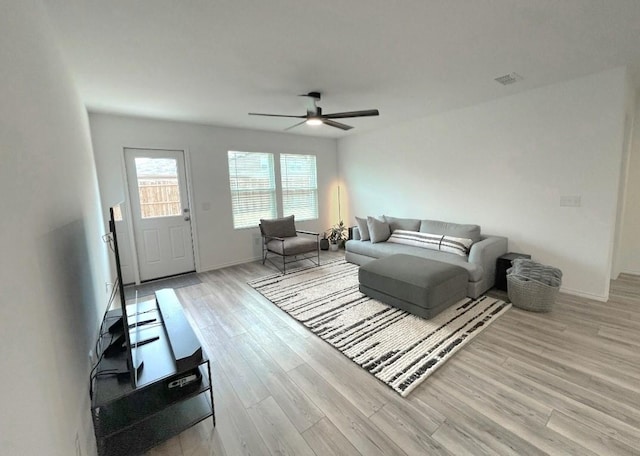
[134,157,181,219]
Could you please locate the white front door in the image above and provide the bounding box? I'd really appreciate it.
[124,148,195,281]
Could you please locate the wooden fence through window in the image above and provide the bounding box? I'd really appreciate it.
[137,178,181,218]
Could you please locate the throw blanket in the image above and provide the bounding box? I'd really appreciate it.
[387,230,473,257]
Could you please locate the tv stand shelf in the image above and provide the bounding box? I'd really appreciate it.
[91,289,215,456]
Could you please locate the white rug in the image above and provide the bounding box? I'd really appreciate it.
[249,259,511,396]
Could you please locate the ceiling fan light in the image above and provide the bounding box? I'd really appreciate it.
[306,117,323,126]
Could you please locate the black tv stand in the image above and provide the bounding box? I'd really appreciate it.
[102,333,126,358]
[128,318,156,329]
[108,316,157,334]
[91,289,215,456]
[129,336,159,348]
[107,315,124,334]
[112,359,144,382]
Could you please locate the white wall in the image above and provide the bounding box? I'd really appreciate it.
[619,97,640,275]
[0,2,109,455]
[89,113,338,278]
[339,68,628,300]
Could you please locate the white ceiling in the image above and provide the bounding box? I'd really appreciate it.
[44,0,640,138]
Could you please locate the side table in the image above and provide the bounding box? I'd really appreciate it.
[495,252,531,291]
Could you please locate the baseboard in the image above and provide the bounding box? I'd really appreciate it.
[199,251,337,274]
[199,256,263,273]
[559,286,608,302]
[621,269,640,276]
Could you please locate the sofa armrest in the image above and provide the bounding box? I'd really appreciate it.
[468,235,508,286]
[351,226,362,241]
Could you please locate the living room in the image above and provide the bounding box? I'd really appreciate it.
[2,2,640,456]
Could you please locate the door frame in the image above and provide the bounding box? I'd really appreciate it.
[119,144,200,285]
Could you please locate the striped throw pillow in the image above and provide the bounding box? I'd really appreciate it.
[387,230,473,257]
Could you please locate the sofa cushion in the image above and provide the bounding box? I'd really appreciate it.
[355,216,370,241]
[419,219,481,243]
[346,239,483,282]
[383,216,421,233]
[260,215,296,238]
[367,216,391,243]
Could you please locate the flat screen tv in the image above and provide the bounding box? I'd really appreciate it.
[104,203,143,387]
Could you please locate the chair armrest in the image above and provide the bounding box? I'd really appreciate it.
[296,230,319,236]
[468,235,508,286]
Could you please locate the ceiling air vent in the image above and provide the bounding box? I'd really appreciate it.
[494,72,523,85]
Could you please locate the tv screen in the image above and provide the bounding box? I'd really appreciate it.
[106,203,142,387]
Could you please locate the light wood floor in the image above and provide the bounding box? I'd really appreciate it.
[144,252,640,456]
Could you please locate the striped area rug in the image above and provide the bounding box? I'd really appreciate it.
[248,259,510,396]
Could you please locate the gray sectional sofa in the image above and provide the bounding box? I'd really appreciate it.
[345,216,508,298]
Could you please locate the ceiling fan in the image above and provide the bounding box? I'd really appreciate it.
[249,92,379,131]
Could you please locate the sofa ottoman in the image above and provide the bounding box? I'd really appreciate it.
[358,254,468,319]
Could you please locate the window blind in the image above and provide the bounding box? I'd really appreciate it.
[227,151,277,229]
[280,154,318,221]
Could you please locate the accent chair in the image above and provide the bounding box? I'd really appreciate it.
[259,215,320,274]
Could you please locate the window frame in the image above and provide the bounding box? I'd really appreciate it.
[227,151,320,229]
[227,150,278,229]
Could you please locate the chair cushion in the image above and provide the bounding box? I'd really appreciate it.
[267,236,317,255]
[261,215,296,238]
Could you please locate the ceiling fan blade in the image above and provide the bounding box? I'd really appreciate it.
[322,119,353,130]
[248,113,305,118]
[298,92,321,100]
[284,120,307,131]
[322,109,379,119]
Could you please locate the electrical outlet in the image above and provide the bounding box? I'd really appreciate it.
[560,195,581,207]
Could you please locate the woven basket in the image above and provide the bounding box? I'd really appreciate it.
[507,259,562,312]
[507,275,559,312]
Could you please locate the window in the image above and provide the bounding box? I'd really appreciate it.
[227,151,319,229]
[228,151,277,229]
[280,154,318,221]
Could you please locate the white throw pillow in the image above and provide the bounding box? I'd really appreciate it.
[387,230,472,256]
